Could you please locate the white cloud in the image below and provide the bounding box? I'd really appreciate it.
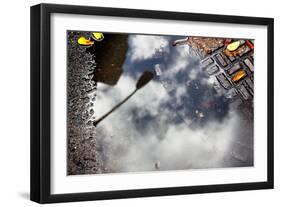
[128,35,169,61]
[94,73,244,173]
[166,45,191,76]
[95,92,240,172]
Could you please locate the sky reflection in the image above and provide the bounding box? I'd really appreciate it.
[92,33,252,173]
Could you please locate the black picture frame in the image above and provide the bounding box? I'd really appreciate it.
[30,3,274,204]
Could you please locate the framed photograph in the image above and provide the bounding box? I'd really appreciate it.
[30,3,274,203]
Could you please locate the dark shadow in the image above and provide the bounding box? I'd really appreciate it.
[86,34,129,86]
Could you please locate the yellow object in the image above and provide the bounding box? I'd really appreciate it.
[227,41,241,52]
[232,70,247,82]
[77,36,94,46]
[92,32,104,41]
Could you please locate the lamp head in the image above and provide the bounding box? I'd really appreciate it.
[136,71,154,89]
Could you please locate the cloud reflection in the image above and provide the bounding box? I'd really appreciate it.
[93,34,252,173]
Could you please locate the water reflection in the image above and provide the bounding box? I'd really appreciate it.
[85,33,252,173]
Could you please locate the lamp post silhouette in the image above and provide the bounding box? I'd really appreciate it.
[93,71,154,126]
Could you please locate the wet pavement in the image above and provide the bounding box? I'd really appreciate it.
[67,31,102,175]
